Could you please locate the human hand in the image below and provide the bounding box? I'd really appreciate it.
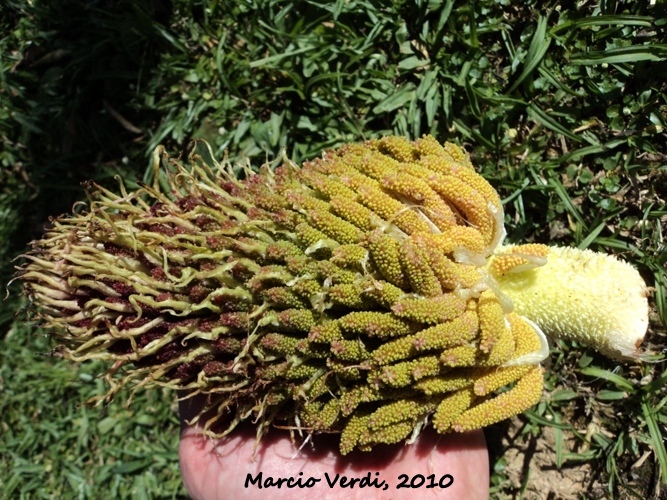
[179,396,490,500]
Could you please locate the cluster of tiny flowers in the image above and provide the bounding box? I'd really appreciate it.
[20,135,545,454]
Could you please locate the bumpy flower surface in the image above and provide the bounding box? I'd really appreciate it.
[487,244,649,360]
[20,136,545,454]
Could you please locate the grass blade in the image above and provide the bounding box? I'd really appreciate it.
[508,16,551,92]
[571,45,667,65]
[551,14,653,34]
[527,103,581,142]
[578,221,607,249]
[548,177,586,228]
[642,398,667,485]
[580,366,634,392]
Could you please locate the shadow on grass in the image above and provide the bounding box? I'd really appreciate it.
[1,0,174,287]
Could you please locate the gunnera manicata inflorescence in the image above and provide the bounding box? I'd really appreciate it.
[18,135,649,454]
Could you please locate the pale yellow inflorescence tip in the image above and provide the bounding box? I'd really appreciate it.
[489,245,650,360]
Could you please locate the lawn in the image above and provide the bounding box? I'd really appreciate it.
[1,0,666,497]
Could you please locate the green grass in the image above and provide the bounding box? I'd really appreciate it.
[1,0,666,497]
[0,312,185,497]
